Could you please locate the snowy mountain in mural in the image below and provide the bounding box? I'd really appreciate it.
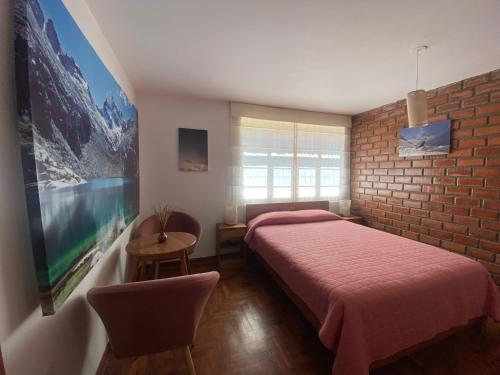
[14,0,139,315]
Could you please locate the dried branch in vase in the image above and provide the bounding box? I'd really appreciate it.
[154,204,172,242]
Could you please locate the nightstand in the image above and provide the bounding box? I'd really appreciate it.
[340,216,364,225]
[216,223,248,269]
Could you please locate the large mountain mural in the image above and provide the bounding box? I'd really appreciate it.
[14,0,139,315]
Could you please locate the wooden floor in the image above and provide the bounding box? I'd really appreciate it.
[100,255,500,375]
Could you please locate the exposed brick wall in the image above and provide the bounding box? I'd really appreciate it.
[350,69,500,284]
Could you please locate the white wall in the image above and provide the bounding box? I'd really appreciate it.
[0,0,136,374]
[138,93,230,258]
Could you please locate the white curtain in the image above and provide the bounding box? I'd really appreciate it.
[230,114,350,207]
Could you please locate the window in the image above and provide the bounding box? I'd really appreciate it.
[232,116,349,203]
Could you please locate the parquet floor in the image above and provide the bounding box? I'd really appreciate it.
[100,255,500,375]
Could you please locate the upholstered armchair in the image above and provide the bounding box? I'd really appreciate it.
[87,271,219,375]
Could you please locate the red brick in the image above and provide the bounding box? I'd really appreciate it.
[402,231,419,241]
[457,158,484,167]
[428,95,448,106]
[444,206,469,216]
[447,168,471,176]
[437,102,460,113]
[463,95,489,107]
[442,241,466,254]
[454,234,478,247]
[412,176,433,184]
[490,115,500,124]
[438,82,462,95]
[473,168,500,177]
[480,241,500,253]
[463,74,490,88]
[485,178,500,188]
[451,89,473,99]
[468,248,495,261]
[422,202,443,212]
[410,224,429,234]
[471,208,498,219]
[434,159,456,167]
[455,197,480,207]
[460,117,487,128]
[403,184,421,192]
[420,235,440,246]
[471,188,498,199]
[453,215,479,226]
[394,161,411,168]
[477,103,500,116]
[412,160,432,168]
[482,220,500,232]
[393,176,411,184]
[457,177,484,186]
[446,186,470,195]
[410,193,429,201]
[459,138,486,148]
[443,223,467,234]
[429,229,453,240]
[474,125,500,136]
[430,195,454,204]
[476,81,500,94]
[409,208,429,217]
[484,200,500,210]
[434,177,456,185]
[402,215,421,224]
[403,200,422,209]
[421,218,442,229]
[469,227,497,241]
[421,185,444,194]
[450,109,474,120]
[393,191,409,199]
[404,168,423,176]
[424,168,446,176]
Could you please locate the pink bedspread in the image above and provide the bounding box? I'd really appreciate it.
[245,210,500,375]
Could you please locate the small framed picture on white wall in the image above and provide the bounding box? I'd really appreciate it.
[178,128,208,171]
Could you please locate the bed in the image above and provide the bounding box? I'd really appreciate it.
[244,201,500,375]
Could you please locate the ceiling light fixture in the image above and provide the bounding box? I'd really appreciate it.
[407,45,429,128]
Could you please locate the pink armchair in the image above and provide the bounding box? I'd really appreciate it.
[87,271,219,374]
[134,211,202,276]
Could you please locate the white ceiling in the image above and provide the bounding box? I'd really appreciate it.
[86,0,500,115]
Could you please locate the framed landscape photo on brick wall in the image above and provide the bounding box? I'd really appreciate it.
[399,120,451,157]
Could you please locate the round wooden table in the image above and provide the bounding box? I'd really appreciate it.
[126,232,197,281]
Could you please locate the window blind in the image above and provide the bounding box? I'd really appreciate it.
[230,115,350,205]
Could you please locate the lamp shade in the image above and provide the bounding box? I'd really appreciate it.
[407,90,428,128]
[224,205,238,225]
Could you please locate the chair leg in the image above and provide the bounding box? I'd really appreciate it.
[186,255,192,274]
[183,346,196,375]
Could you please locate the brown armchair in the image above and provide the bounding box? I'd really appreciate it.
[87,271,219,375]
[134,211,202,276]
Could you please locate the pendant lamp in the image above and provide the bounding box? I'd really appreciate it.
[407,46,428,128]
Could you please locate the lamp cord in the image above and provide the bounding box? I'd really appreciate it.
[416,50,419,91]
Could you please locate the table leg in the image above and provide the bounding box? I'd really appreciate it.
[154,261,160,279]
[138,260,145,281]
[129,256,140,282]
[186,255,193,274]
[180,251,189,275]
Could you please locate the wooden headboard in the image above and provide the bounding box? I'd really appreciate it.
[245,201,330,223]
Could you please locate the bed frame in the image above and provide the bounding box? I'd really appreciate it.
[245,201,487,370]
